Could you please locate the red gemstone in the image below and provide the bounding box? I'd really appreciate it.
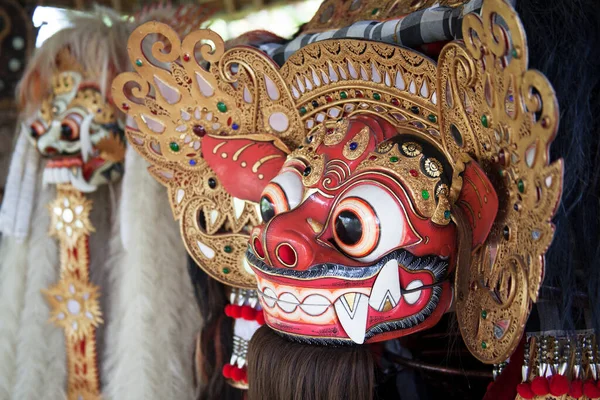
[327,128,334,135]
[253,237,265,258]
[391,98,400,107]
[410,169,418,177]
[183,53,191,62]
[122,102,130,111]
[369,155,377,160]
[325,95,333,103]
[498,149,506,165]
[355,90,364,98]
[192,124,206,137]
[227,117,232,126]
[151,110,157,115]
[277,243,297,266]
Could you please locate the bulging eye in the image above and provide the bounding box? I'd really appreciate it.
[331,184,417,263]
[60,114,82,141]
[333,197,380,259]
[30,121,45,138]
[259,170,303,223]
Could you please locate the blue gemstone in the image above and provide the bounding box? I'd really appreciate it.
[349,142,358,150]
[232,123,239,130]
[444,210,451,219]
[189,159,197,166]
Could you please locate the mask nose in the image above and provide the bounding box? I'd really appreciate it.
[268,230,316,270]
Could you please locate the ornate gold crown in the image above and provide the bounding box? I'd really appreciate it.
[112,0,562,363]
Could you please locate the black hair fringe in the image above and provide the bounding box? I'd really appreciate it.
[186,256,244,400]
[516,0,600,332]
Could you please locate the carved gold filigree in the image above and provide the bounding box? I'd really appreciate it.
[439,0,563,363]
[95,133,127,163]
[357,143,446,218]
[112,23,305,288]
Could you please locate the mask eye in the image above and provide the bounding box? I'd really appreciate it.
[30,121,46,138]
[259,170,303,223]
[60,114,82,141]
[333,197,380,258]
[331,184,417,262]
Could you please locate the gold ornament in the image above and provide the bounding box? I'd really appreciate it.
[45,185,102,399]
[442,0,562,363]
[112,23,304,288]
[114,0,562,363]
[95,133,127,163]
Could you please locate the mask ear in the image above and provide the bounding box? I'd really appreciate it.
[455,160,499,249]
[202,134,290,202]
[18,68,44,112]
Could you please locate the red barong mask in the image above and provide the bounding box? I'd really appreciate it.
[114,0,563,364]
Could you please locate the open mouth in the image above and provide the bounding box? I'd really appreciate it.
[246,248,449,344]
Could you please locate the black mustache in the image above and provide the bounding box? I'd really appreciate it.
[245,247,448,282]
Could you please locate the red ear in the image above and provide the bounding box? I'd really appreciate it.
[456,161,499,249]
[202,134,289,202]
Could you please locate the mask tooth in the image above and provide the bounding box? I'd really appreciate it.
[368,259,401,312]
[334,293,369,344]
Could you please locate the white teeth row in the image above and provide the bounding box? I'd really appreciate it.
[43,167,74,185]
[262,288,330,316]
[262,259,426,345]
[43,166,97,193]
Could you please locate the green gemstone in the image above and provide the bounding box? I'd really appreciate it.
[224,245,232,253]
[169,142,180,152]
[422,190,430,200]
[481,310,487,319]
[499,169,505,177]
[371,8,379,15]
[373,93,381,101]
[444,210,451,219]
[217,102,227,112]
[389,156,399,163]
[481,341,487,349]
[511,48,518,58]
[481,114,489,128]
[428,114,437,123]
[517,179,525,193]
[135,59,143,67]
[222,268,230,274]
[299,106,307,115]
[340,91,348,99]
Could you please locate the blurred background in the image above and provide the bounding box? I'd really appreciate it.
[0,0,320,202]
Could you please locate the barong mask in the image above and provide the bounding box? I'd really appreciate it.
[113,0,562,363]
[27,49,125,192]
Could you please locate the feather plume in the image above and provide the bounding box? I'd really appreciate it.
[11,171,67,400]
[103,148,201,399]
[0,237,28,398]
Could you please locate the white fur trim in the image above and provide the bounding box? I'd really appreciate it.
[0,126,40,240]
[10,176,67,400]
[0,237,28,398]
[102,148,201,400]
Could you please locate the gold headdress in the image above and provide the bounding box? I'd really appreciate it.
[112,0,562,362]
